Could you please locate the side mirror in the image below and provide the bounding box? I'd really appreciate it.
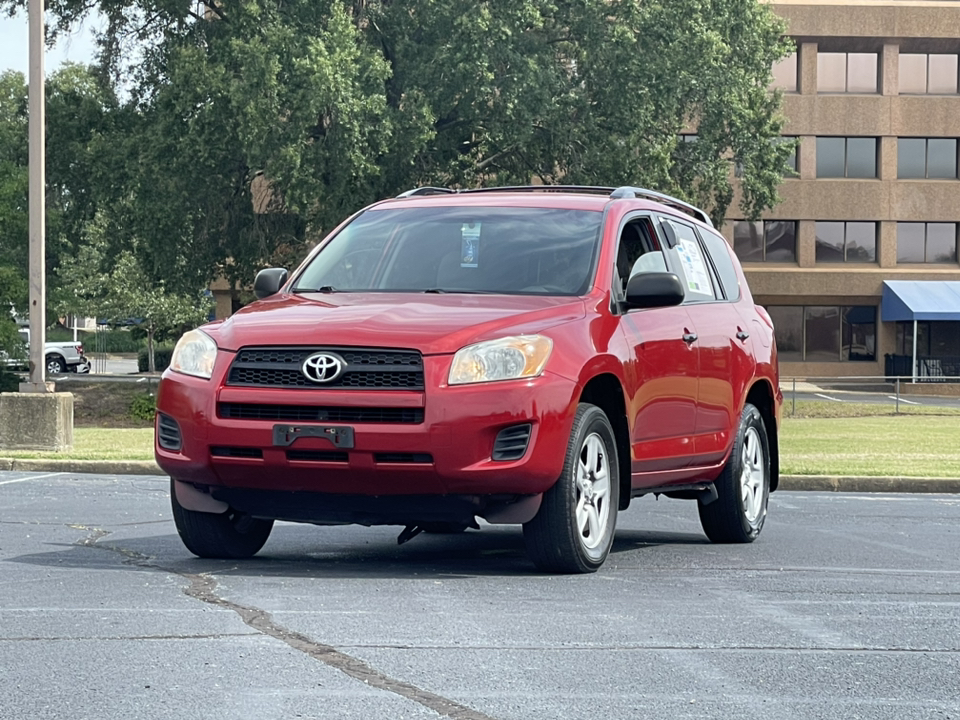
[253,268,289,299]
[624,272,685,309]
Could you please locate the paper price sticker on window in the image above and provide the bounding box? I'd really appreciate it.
[461,223,481,268]
[677,238,712,295]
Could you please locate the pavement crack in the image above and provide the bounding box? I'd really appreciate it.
[72,533,497,720]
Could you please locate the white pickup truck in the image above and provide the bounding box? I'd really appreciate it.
[3,328,91,375]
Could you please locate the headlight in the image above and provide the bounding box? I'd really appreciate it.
[448,335,553,385]
[170,329,217,379]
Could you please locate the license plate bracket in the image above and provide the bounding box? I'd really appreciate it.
[273,424,355,449]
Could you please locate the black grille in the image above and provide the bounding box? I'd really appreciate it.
[374,453,434,464]
[157,413,182,452]
[218,403,423,424]
[211,446,263,459]
[227,347,424,389]
[492,424,532,461]
[287,450,349,462]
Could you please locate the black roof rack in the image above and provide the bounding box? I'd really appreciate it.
[395,184,713,227]
[609,187,712,227]
[395,187,456,198]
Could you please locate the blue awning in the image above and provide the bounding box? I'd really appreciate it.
[882,281,960,322]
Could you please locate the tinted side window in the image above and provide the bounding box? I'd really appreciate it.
[663,219,717,302]
[699,229,742,301]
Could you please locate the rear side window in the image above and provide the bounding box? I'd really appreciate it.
[662,219,717,301]
[699,229,742,301]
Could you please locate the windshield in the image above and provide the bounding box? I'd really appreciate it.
[293,206,603,295]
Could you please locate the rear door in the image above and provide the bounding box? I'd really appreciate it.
[661,217,753,466]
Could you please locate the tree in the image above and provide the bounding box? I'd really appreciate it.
[3,0,793,287]
[57,218,213,372]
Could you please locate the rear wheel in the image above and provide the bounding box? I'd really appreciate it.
[170,478,273,558]
[45,354,66,375]
[698,403,770,543]
[524,403,619,573]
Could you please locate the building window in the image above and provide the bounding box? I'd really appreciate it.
[899,54,959,95]
[816,137,877,178]
[815,221,877,263]
[771,51,798,92]
[732,221,797,263]
[896,321,960,357]
[818,52,878,93]
[766,305,876,362]
[897,223,959,264]
[897,138,958,179]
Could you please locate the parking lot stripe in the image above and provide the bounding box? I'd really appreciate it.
[0,472,65,486]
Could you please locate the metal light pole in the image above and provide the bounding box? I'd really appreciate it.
[21,0,50,394]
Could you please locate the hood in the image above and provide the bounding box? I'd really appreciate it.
[208,292,586,354]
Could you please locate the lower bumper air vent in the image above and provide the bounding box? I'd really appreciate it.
[211,447,263,459]
[157,413,182,452]
[492,424,532,461]
[287,450,349,463]
[374,453,434,464]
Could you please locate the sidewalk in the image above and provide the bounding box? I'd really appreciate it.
[1,456,959,493]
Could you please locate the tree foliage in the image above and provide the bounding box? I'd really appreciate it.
[2,0,793,296]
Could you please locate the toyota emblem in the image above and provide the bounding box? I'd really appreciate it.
[301,352,345,383]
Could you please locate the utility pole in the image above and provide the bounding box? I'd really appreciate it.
[21,0,50,394]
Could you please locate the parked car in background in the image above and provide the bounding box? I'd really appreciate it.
[1,328,90,375]
[156,185,782,573]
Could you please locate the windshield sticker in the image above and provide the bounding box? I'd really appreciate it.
[461,223,481,268]
[677,237,712,295]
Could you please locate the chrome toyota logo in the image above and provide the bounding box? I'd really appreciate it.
[301,352,345,383]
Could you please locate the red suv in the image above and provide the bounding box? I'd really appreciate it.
[156,186,782,573]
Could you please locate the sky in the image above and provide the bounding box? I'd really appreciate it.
[0,9,99,75]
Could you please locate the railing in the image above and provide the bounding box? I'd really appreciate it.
[884,355,960,383]
[780,374,960,416]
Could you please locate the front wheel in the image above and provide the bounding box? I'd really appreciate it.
[524,403,619,573]
[698,403,770,543]
[171,478,274,558]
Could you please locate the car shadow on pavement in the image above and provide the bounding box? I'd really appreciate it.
[5,522,710,580]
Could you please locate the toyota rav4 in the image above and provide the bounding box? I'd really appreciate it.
[155,186,782,573]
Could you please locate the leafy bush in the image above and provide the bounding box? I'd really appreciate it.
[137,346,174,372]
[81,329,147,354]
[0,366,20,392]
[129,392,157,421]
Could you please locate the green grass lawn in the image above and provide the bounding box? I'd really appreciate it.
[3,403,960,477]
[3,427,156,461]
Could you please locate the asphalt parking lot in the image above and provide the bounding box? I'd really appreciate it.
[1,471,958,720]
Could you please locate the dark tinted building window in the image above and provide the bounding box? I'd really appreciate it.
[817,137,877,178]
[767,305,877,362]
[898,138,959,179]
[815,221,876,263]
[897,223,959,264]
[732,221,797,263]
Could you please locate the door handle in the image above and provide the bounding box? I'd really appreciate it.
[682,331,698,344]
[736,330,750,341]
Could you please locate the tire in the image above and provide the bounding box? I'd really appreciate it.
[170,478,273,558]
[698,403,770,544]
[523,403,619,573]
[45,354,66,375]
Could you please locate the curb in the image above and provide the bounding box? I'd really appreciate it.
[0,458,162,475]
[1,460,959,493]
[780,474,960,494]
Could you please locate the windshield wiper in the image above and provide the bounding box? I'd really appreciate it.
[292,285,337,294]
[422,288,497,295]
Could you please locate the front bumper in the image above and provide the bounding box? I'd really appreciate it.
[155,350,578,498]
